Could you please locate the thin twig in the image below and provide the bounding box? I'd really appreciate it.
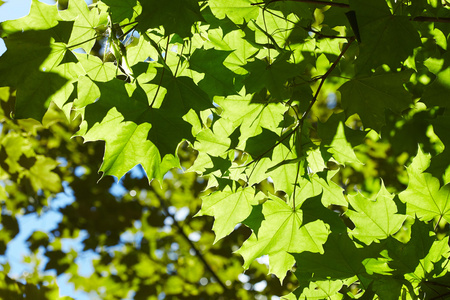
[155,192,229,292]
[252,0,450,23]
[412,16,450,23]
[309,28,352,39]
[243,36,355,169]
[301,36,355,120]
[434,215,443,232]
[430,291,450,300]
[67,34,102,50]
[251,0,350,8]
[149,35,171,108]
[292,157,302,210]
[119,24,138,40]
[174,42,186,77]
[243,124,299,168]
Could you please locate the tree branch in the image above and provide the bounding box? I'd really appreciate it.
[251,0,350,8]
[154,192,230,293]
[412,16,450,23]
[300,36,356,120]
[252,0,450,23]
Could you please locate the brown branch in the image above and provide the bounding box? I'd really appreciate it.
[430,291,450,300]
[243,37,355,169]
[301,36,356,120]
[149,35,171,108]
[155,192,230,293]
[251,0,350,8]
[412,16,450,23]
[252,0,450,23]
[292,157,302,210]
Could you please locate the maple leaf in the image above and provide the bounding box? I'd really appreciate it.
[1,0,59,34]
[209,0,259,24]
[318,112,366,165]
[294,171,348,207]
[243,55,299,101]
[293,232,384,286]
[102,0,138,23]
[0,29,75,120]
[428,115,450,183]
[188,48,241,97]
[236,195,329,281]
[349,0,421,73]
[197,186,264,242]
[421,52,450,109]
[346,182,406,245]
[399,148,450,223]
[137,0,203,38]
[339,71,413,131]
[77,79,186,180]
[215,93,286,146]
[206,27,259,74]
[59,0,104,52]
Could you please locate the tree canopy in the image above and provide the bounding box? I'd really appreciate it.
[1,0,450,299]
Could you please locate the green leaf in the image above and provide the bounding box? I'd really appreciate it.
[209,0,259,24]
[77,80,181,180]
[288,280,344,300]
[346,182,407,245]
[318,113,366,165]
[1,0,59,34]
[236,195,329,281]
[244,128,280,158]
[421,53,450,109]
[126,35,156,67]
[0,27,75,119]
[76,53,118,82]
[350,0,421,72]
[150,67,214,117]
[197,186,264,242]
[294,170,348,207]
[293,232,382,284]
[386,221,436,275]
[194,118,234,159]
[339,71,413,131]
[136,0,203,38]
[428,115,450,183]
[102,0,138,23]
[399,147,450,223]
[59,0,102,52]
[215,93,286,146]
[206,27,259,74]
[243,56,299,101]
[189,48,240,97]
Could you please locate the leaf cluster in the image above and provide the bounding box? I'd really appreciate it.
[1,0,450,299]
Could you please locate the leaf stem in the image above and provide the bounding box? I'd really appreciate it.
[301,36,355,120]
[292,157,301,210]
[149,35,171,108]
[243,36,355,170]
[243,124,299,168]
[119,24,138,40]
[174,42,186,77]
[433,215,443,232]
[67,34,102,50]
